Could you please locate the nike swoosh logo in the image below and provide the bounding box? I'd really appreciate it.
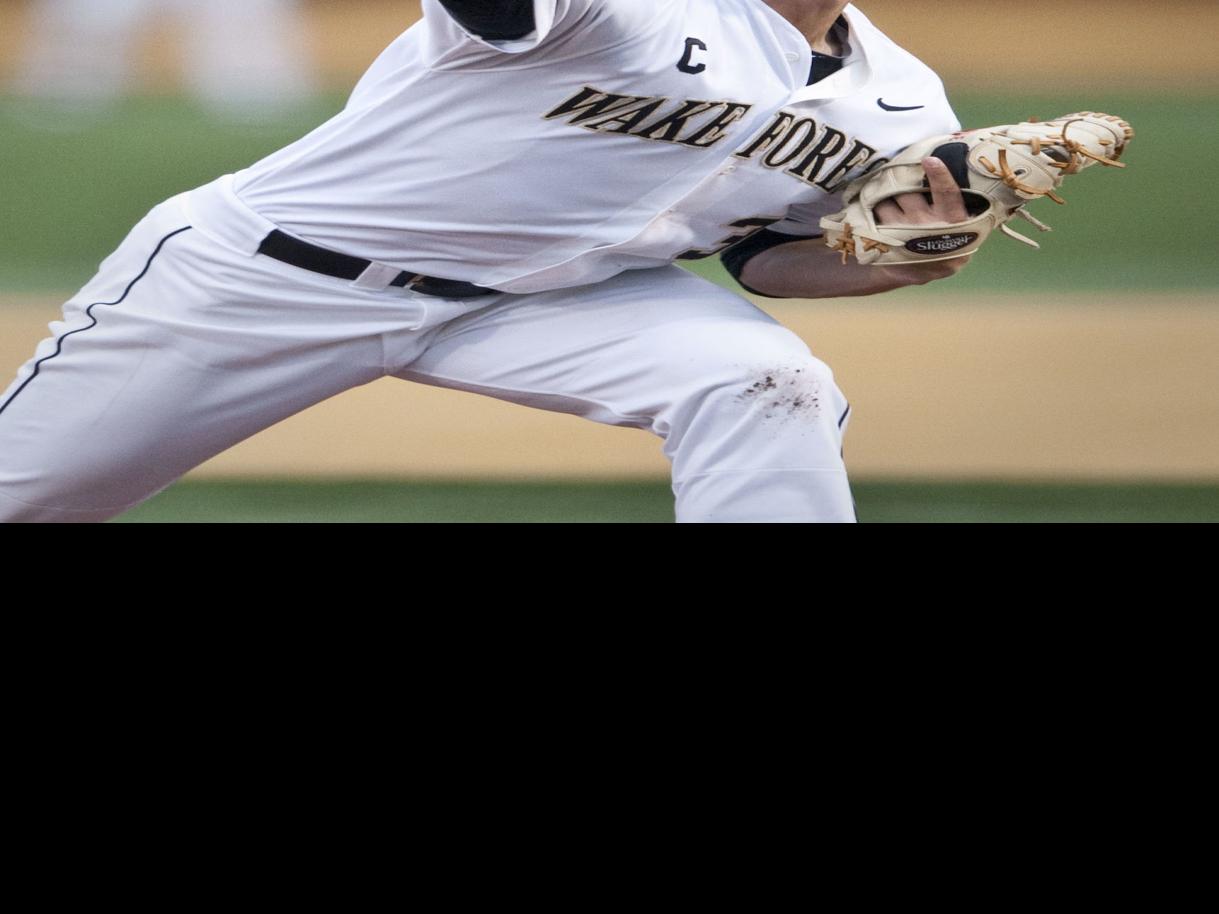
[877,98,925,112]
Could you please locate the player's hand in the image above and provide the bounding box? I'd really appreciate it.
[873,156,971,283]
[874,156,969,225]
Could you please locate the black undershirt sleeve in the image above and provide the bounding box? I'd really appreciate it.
[721,229,821,298]
[436,0,537,41]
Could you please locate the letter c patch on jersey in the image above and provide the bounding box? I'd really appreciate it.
[678,37,708,75]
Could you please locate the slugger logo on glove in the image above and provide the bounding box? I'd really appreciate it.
[906,233,978,255]
[820,112,1135,265]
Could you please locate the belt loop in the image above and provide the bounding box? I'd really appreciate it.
[352,262,404,291]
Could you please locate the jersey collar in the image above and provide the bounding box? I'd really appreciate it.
[750,2,876,102]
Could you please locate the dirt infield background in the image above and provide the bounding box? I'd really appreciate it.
[5,291,1216,480]
[1,0,1216,91]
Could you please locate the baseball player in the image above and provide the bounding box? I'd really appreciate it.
[0,0,971,523]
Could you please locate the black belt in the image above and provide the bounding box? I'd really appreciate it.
[257,229,497,299]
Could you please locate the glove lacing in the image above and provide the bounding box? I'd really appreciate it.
[980,115,1131,246]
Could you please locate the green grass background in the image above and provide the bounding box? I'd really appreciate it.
[114,479,1219,523]
[2,90,1215,522]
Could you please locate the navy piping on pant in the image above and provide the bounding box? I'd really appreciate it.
[838,404,856,521]
[0,226,193,418]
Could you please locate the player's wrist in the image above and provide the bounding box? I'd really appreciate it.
[879,255,970,286]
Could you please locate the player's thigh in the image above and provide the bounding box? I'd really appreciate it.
[0,204,390,521]
[392,265,849,454]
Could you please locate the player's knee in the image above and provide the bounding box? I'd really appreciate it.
[0,468,132,522]
[0,487,111,523]
[664,323,845,431]
[716,354,841,427]
[658,326,849,483]
[667,321,811,380]
[0,433,151,521]
[700,325,838,402]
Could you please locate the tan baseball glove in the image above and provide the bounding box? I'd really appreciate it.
[819,112,1134,265]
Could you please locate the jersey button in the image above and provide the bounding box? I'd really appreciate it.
[783,51,800,62]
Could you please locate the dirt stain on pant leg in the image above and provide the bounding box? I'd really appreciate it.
[737,367,822,422]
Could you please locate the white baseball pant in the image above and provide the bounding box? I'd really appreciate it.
[0,178,854,522]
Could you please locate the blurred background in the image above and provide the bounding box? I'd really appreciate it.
[1,0,1216,521]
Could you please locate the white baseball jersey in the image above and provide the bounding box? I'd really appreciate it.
[232,0,959,294]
